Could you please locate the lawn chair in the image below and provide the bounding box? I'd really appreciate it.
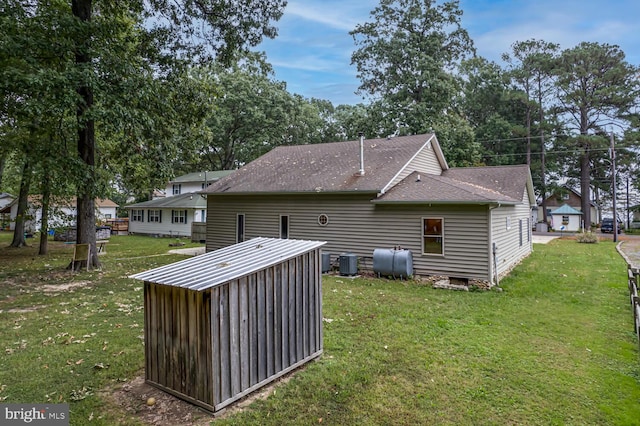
[72,243,90,272]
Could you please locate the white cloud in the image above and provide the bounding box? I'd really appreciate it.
[284,1,372,31]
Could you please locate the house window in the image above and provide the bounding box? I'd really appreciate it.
[519,219,523,246]
[318,214,329,226]
[422,217,444,256]
[172,184,181,195]
[562,215,569,225]
[237,214,245,243]
[171,210,187,224]
[562,193,570,200]
[105,214,112,219]
[148,210,162,223]
[280,215,289,239]
[506,216,511,230]
[131,209,144,222]
[201,209,206,222]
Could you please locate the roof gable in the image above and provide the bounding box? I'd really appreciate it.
[204,134,445,194]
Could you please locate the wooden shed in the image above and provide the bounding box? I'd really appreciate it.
[130,237,326,412]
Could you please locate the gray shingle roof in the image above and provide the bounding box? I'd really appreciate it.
[202,135,533,205]
[203,134,438,194]
[170,170,235,184]
[125,192,207,209]
[375,171,522,204]
[375,165,532,205]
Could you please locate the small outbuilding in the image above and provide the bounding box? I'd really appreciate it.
[549,204,583,232]
[130,237,326,413]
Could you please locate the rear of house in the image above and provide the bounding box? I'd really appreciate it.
[203,134,535,284]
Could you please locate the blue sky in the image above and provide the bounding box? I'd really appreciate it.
[255,0,640,106]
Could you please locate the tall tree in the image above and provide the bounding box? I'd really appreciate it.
[350,0,478,165]
[459,56,527,165]
[554,42,639,227]
[67,0,286,268]
[503,39,559,223]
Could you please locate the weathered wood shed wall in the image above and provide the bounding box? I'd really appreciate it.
[130,237,326,412]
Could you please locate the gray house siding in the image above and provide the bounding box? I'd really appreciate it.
[385,138,443,190]
[490,188,533,278]
[207,194,492,281]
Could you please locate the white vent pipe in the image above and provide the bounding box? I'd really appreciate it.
[358,132,365,176]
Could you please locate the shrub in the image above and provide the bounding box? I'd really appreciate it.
[576,231,598,244]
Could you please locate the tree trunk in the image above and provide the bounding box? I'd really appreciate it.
[0,153,6,189]
[38,171,51,255]
[10,158,32,248]
[72,0,99,270]
[580,148,591,228]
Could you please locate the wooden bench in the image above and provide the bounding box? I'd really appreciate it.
[96,240,109,254]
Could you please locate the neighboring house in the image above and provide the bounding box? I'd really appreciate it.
[1,196,118,231]
[535,186,598,228]
[203,134,535,285]
[549,204,582,232]
[0,193,15,229]
[166,171,235,196]
[630,205,640,229]
[124,170,236,237]
[125,192,207,237]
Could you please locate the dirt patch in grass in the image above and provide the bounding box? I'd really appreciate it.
[105,373,291,425]
[42,281,91,293]
[5,305,47,313]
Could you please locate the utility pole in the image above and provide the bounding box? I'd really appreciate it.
[626,175,630,230]
[610,132,618,243]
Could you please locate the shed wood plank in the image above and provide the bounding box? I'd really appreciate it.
[281,261,289,368]
[266,267,275,378]
[211,287,222,405]
[296,256,304,361]
[257,270,267,382]
[274,263,282,373]
[302,254,309,358]
[249,273,259,386]
[229,279,241,396]
[203,290,214,405]
[179,287,188,394]
[288,258,297,364]
[219,285,231,401]
[239,277,250,390]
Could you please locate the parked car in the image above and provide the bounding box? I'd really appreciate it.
[601,218,621,234]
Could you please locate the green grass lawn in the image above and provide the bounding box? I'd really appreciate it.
[0,232,638,425]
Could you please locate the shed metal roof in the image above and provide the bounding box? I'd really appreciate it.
[129,237,326,291]
[550,204,583,215]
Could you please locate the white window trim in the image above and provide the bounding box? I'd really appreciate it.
[236,213,245,243]
[280,214,290,239]
[148,210,161,223]
[506,216,512,230]
[422,216,445,257]
[171,210,186,224]
[131,209,143,222]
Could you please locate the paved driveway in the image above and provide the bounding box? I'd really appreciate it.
[532,235,559,244]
